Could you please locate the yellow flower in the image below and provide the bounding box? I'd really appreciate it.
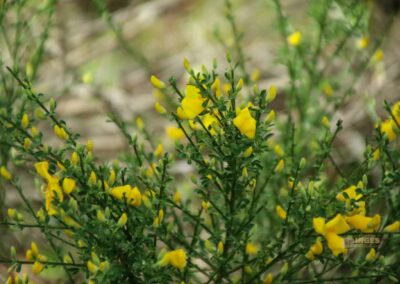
[32,261,44,275]
[233,107,256,139]
[21,113,29,128]
[7,208,16,219]
[62,178,76,194]
[217,241,224,254]
[357,36,369,49]
[380,119,396,141]
[88,171,97,185]
[265,110,275,123]
[274,159,285,173]
[305,250,315,261]
[53,125,69,140]
[321,116,330,129]
[383,220,400,232]
[393,101,400,124]
[31,126,39,137]
[173,191,181,204]
[155,102,167,114]
[211,77,222,98]
[177,85,205,120]
[266,86,277,103]
[287,31,302,46]
[366,248,376,261]
[372,49,384,62]
[35,161,51,181]
[273,145,284,157]
[82,71,93,84]
[26,249,33,261]
[87,260,98,274]
[109,169,116,184]
[117,213,128,227]
[87,139,93,152]
[276,205,287,220]
[263,273,273,284]
[372,148,380,161]
[251,69,261,82]
[310,237,323,255]
[243,146,253,157]
[245,243,259,256]
[0,166,12,180]
[313,214,350,256]
[183,58,192,72]
[166,126,185,140]
[323,83,334,97]
[135,117,144,130]
[71,151,79,166]
[325,232,347,256]
[150,75,166,89]
[110,185,142,207]
[168,249,187,270]
[202,200,211,211]
[346,214,381,233]
[336,185,363,202]
[155,143,164,158]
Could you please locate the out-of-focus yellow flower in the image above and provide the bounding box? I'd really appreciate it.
[273,145,284,157]
[166,126,185,140]
[87,260,98,274]
[22,113,29,128]
[150,75,166,89]
[35,161,51,181]
[274,159,285,173]
[383,220,400,232]
[88,171,97,185]
[263,273,273,284]
[87,139,93,152]
[82,72,93,84]
[287,31,302,46]
[53,125,68,140]
[243,146,253,157]
[276,205,287,220]
[71,151,79,166]
[366,248,376,261]
[265,110,275,123]
[357,36,369,49]
[177,85,205,120]
[135,117,144,130]
[245,243,259,256]
[202,200,211,211]
[32,261,44,275]
[372,49,384,62]
[155,102,167,114]
[321,116,330,129]
[117,212,128,227]
[323,83,334,97]
[234,107,256,139]
[173,191,181,204]
[306,237,323,260]
[251,69,261,82]
[211,77,222,98]
[109,169,116,184]
[0,166,12,180]
[372,148,380,161]
[217,241,224,254]
[267,86,277,103]
[380,119,396,141]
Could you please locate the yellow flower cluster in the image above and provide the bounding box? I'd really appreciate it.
[110,185,142,207]
[159,248,187,270]
[26,242,46,275]
[379,100,400,141]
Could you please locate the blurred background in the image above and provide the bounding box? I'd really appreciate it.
[0,0,399,282]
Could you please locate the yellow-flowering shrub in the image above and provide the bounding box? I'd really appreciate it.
[0,0,400,283]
